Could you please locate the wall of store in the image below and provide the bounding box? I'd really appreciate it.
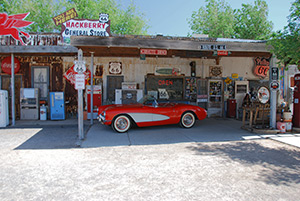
[63,56,267,102]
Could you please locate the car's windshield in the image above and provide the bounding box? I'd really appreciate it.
[138,95,157,105]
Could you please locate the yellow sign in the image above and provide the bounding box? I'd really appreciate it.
[232,73,238,79]
[225,77,232,84]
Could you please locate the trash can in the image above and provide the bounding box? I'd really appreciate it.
[40,104,47,120]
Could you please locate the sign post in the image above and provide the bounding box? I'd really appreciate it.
[75,49,86,141]
[270,66,279,129]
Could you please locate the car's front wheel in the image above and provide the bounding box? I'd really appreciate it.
[112,115,131,133]
[180,112,196,128]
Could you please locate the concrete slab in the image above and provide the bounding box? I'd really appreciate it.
[81,123,130,147]
[82,118,254,148]
[271,136,300,148]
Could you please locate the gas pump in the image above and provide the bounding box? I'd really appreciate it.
[293,74,300,127]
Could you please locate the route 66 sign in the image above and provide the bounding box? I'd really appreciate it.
[109,62,122,74]
[74,60,86,73]
[99,13,109,23]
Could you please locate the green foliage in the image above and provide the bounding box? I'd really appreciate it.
[188,0,235,38]
[0,0,148,35]
[268,0,300,66]
[234,0,273,40]
[188,0,273,40]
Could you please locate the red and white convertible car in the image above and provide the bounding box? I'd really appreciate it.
[98,96,207,133]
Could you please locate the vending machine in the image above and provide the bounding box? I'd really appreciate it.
[50,92,65,120]
[20,88,39,120]
[207,79,223,117]
[0,90,9,127]
[86,85,102,119]
[235,80,249,117]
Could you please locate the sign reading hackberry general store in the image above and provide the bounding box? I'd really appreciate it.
[61,13,110,44]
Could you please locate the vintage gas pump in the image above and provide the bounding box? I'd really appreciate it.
[293,73,300,127]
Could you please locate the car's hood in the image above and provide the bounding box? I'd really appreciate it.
[98,103,144,114]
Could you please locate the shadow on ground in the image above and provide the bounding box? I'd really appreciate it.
[11,125,90,149]
[187,141,300,186]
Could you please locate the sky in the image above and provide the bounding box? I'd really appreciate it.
[120,0,295,36]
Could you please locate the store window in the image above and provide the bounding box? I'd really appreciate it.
[31,66,49,101]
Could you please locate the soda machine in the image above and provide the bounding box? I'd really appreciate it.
[50,92,65,120]
[86,85,102,119]
[20,88,39,120]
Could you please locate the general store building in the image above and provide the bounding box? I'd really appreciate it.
[0,33,277,122]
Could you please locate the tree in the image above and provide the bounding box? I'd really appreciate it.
[188,0,273,39]
[0,0,70,32]
[234,0,273,40]
[188,0,235,38]
[268,0,300,66]
[0,0,148,35]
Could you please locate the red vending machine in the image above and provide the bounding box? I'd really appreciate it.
[227,99,236,118]
[86,85,102,119]
[293,74,300,127]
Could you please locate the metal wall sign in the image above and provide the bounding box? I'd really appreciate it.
[253,57,270,78]
[0,12,33,45]
[257,86,270,104]
[270,80,279,91]
[270,67,279,80]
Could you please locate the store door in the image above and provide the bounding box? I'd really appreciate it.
[0,75,22,119]
[107,75,124,104]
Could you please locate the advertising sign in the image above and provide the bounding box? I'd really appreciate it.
[61,15,110,44]
[140,49,168,56]
[1,56,20,74]
[63,65,91,86]
[52,8,78,26]
[257,86,270,104]
[270,67,279,80]
[253,57,270,78]
[0,12,33,45]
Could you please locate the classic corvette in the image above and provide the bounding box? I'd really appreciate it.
[98,96,207,133]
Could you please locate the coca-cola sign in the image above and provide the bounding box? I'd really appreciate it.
[63,64,91,86]
[253,57,270,78]
[1,56,20,74]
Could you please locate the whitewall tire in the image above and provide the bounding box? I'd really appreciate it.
[112,115,131,133]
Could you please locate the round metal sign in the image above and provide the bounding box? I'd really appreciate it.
[270,80,279,91]
[257,86,270,104]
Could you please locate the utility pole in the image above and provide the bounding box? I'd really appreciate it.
[74,49,86,141]
[90,52,94,125]
[269,56,279,129]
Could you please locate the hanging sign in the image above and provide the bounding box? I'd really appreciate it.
[0,12,33,45]
[52,8,78,26]
[1,56,20,74]
[253,57,270,78]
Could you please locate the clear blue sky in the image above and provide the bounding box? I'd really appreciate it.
[120,0,294,36]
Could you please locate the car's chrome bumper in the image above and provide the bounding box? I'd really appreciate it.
[98,114,106,124]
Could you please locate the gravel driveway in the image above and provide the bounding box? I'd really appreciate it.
[0,126,300,201]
